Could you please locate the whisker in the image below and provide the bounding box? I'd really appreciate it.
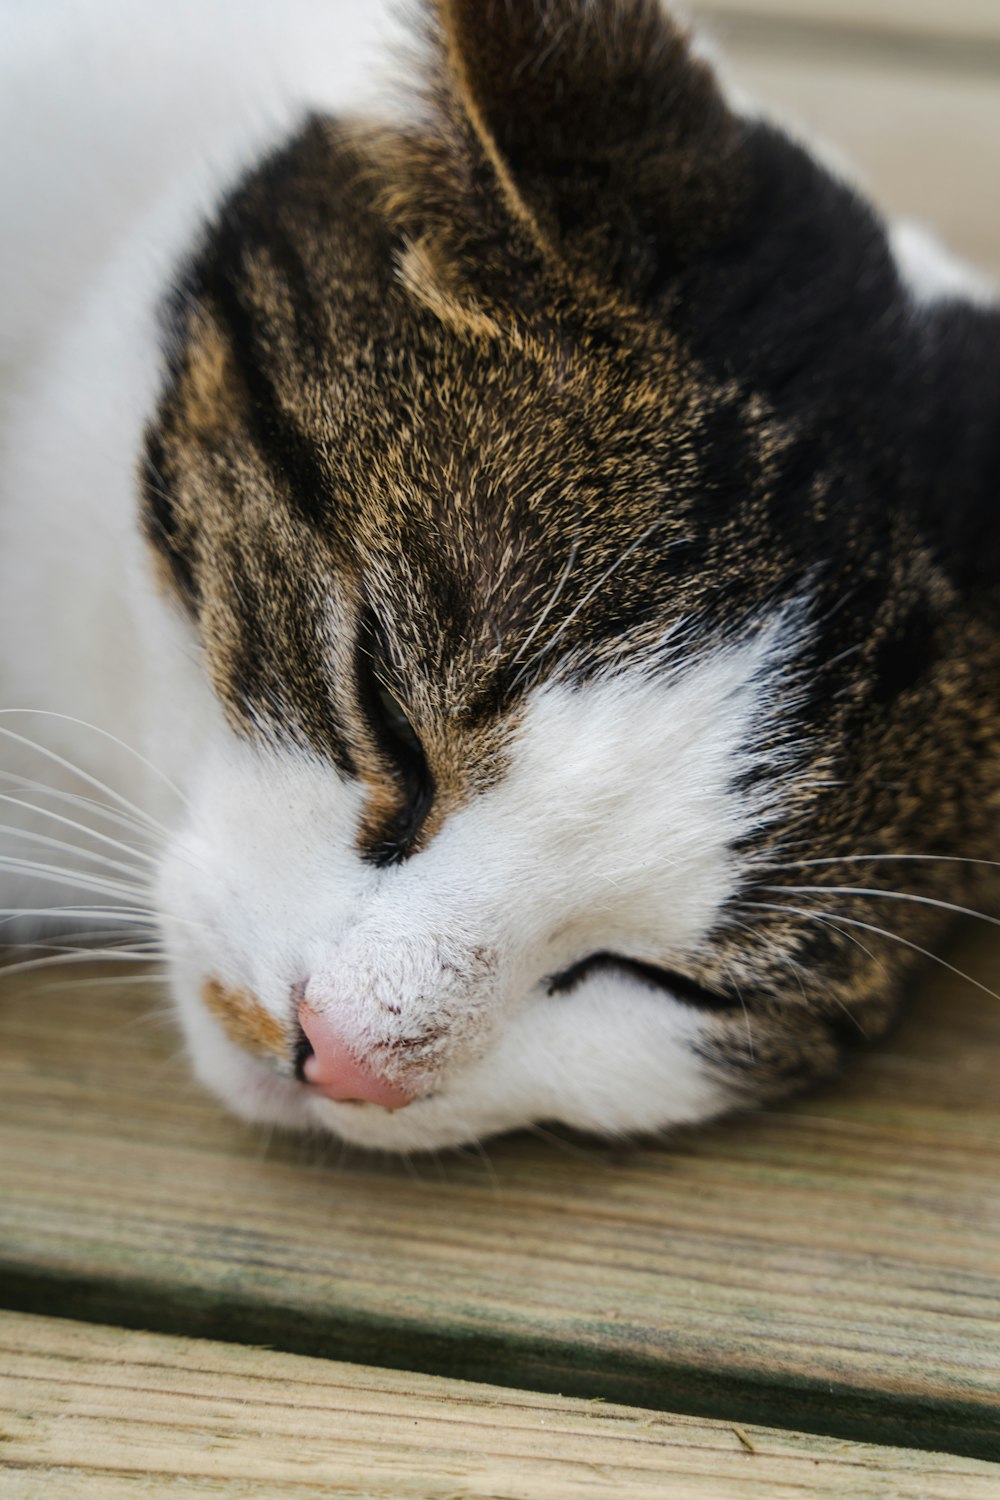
[507,526,580,670]
[0,821,153,882]
[0,949,164,981]
[0,710,190,810]
[759,884,1000,933]
[31,970,172,999]
[9,938,162,961]
[758,853,1000,874]
[0,725,170,837]
[750,905,878,1038]
[28,922,162,946]
[740,899,1000,1007]
[0,857,150,902]
[0,770,162,845]
[725,919,815,1019]
[0,906,157,931]
[0,793,158,866]
[0,903,212,943]
[511,517,667,687]
[720,959,755,1060]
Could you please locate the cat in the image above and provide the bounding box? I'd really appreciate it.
[1,0,998,1152]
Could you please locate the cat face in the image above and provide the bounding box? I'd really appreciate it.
[144,0,1000,1148]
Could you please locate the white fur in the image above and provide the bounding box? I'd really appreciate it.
[157,622,802,1149]
[889,220,999,309]
[0,0,405,367]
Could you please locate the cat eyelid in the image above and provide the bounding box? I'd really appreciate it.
[372,673,421,755]
[354,611,425,766]
[353,616,435,866]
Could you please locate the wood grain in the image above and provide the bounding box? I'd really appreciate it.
[2,929,1000,1460]
[2,1312,997,1499]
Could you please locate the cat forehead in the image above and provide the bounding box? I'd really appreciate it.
[156,117,744,509]
[143,119,794,716]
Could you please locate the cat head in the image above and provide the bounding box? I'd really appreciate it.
[143,0,1000,1148]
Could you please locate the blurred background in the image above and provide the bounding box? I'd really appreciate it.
[688,0,1000,279]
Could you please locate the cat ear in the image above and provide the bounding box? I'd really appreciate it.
[427,0,741,296]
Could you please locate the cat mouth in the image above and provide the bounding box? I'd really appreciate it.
[546,953,739,1012]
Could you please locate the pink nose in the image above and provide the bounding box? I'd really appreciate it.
[297,1004,414,1109]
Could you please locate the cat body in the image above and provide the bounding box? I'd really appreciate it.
[2,0,999,1150]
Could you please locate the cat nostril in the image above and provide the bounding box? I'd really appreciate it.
[292,1028,315,1085]
[297,1002,414,1110]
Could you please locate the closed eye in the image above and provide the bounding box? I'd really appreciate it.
[547,953,740,1012]
[355,611,434,865]
[373,677,421,756]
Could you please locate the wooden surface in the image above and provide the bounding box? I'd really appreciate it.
[3,3,1000,1492]
[2,932,1000,1464]
[3,1312,998,1499]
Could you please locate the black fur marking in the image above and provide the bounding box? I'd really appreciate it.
[547,952,741,1011]
[191,244,334,530]
[355,610,436,866]
[661,121,1000,627]
[870,608,935,706]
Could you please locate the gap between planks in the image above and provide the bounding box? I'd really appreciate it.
[2,1312,998,1499]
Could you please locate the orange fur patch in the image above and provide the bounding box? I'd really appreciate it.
[397,237,507,343]
[201,978,288,1061]
[177,313,242,440]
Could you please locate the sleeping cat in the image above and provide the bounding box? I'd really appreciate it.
[2,0,998,1150]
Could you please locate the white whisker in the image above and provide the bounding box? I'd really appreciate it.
[760,884,1000,932]
[511,517,667,687]
[0,820,152,882]
[0,792,157,865]
[759,853,1000,874]
[31,970,172,999]
[9,938,162,960]
[726,916,814,1007]
[0,856,149,902]
[0,769,161,845]
[0,724,170,837]
[720,959,755,1060]
[0,905,155,922]
[740,899,1000,1007]
[0,709,190,810]
[38,923,163,948]
[0,949,164,981]
[508,527,580,670]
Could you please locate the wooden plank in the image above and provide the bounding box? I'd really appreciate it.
[2,1312,997,1499]
[698,44,1000,280]
[2,930,1000,1460]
